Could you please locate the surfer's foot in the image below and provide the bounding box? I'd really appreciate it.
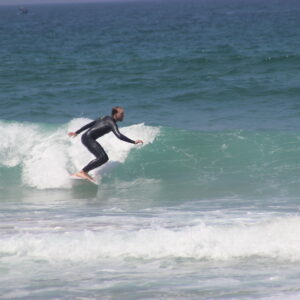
[73,171,95,182]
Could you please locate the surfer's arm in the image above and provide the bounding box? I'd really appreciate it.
[111,121,136,144]
[68,120,97,137]
[75,120,97,135]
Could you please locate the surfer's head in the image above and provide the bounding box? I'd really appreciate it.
[112,106,124,122]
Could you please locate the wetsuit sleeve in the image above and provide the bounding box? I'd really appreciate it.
[75,120,97,135]
[111,121,135,144]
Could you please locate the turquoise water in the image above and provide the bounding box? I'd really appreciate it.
[1,1,300,299]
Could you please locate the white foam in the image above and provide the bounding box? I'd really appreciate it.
[0,121,39,167]
[1,216,300,262]
[0,119,159,189]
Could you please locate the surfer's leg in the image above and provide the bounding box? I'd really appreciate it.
[73,135,108,181]
[82,147,108,173]
[81,135,109,173]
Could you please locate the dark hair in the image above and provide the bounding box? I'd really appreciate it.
[111,106,123,116]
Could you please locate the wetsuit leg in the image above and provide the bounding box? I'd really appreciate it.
[81,134,109,173]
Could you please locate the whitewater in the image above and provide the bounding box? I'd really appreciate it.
[2,114,300,299]
[1,0,300,299]
[0,119,158,189]
[2,119,300,299]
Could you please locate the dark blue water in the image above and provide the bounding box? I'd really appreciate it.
[1,0,300,129]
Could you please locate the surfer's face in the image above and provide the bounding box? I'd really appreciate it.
[115,109,124,121]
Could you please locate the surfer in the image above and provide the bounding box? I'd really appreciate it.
[68,106,143,182]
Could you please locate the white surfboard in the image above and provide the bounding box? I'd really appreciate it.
[70,175,98,185]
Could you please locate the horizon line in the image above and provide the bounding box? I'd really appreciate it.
[0,0,156,7]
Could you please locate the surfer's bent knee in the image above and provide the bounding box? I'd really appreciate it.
[103,153,109,164]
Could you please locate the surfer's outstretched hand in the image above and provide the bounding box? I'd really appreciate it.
[68,132,78,138]
[135,140,143,144]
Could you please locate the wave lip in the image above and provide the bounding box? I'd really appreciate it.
[2,119,300,199]
[0,119,159,189]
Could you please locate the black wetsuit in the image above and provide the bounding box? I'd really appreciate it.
[75,116,135,173]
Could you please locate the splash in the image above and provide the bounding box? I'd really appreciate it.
[1,216,300,263]
[0,119,159,189]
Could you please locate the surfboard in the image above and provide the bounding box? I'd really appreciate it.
[70,175,98,185]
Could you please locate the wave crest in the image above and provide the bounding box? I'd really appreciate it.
[0,119,159,189]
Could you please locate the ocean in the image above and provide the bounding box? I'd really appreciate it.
[1,0,300,299]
